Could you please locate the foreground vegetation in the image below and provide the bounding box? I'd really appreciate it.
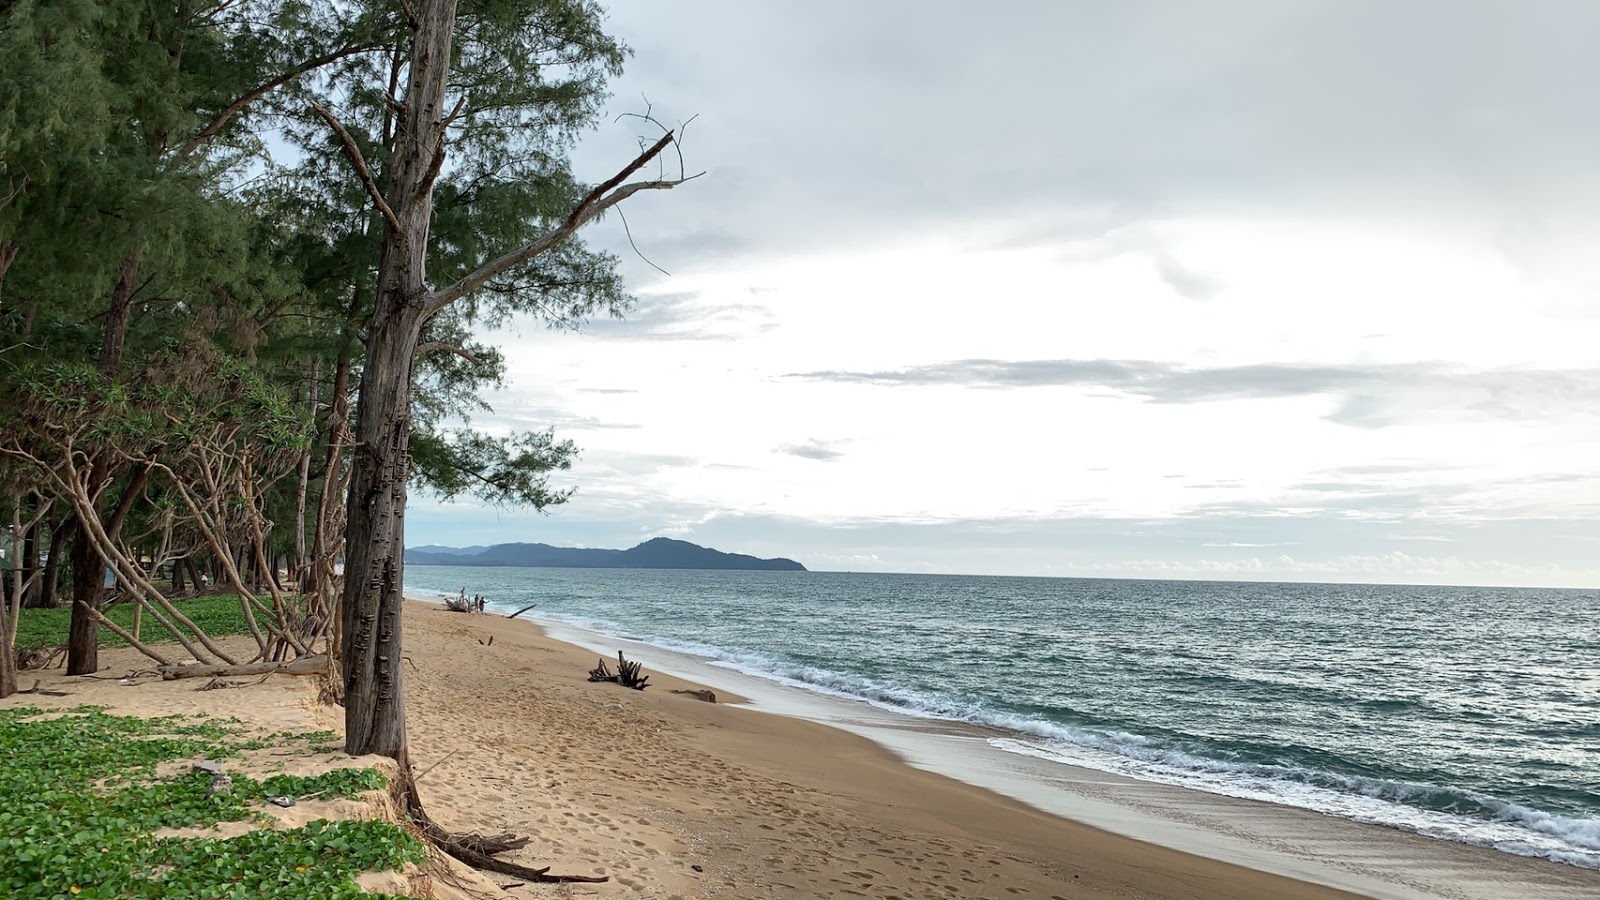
[0,706,422,899]
[13,594,254,651]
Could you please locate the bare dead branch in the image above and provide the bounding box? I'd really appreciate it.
[615,206,668,276]
[424,131,699,317]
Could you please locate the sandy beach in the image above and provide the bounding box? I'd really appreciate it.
[400,599,1371,899]
[9,599,1599,900]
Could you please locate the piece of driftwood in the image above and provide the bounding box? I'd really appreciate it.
[158,654,328,680]
[17,644,66,670]
[506,603,538,620]
[404,784,607,884]
[588,651,649,690]
[670,688,716,703]
[15,679,71,697]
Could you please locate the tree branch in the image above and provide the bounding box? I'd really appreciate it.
[309,101,403,234]
[423,131,697,318]
[172,44,386,164]
[415,342,478,363]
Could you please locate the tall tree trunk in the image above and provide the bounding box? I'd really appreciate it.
[66,529,102,674]
[39,512,67,608]
[340,0,458,759]
[294,359,321,579]
[19,502,40,608]
[307,353,349,597]
[66,244,145,673]
[1,500,15,696]
[98,244,143,374]
[0,628,14,698]
[65,463,150,673]
[0,240,18,302]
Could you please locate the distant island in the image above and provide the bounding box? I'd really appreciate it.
[404,537,807,572]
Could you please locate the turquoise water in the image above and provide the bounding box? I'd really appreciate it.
[405,566,1600,867]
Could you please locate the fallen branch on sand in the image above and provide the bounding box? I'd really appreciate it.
[402,780,608,883]
[158,654,328,680]
[15,679,71,697]
[588,651,650,690]
[506,603,538,620]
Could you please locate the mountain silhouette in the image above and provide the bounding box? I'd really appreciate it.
[405,537,806,571]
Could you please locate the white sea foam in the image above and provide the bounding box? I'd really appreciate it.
[524,608,1600,871]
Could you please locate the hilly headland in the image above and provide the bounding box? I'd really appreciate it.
[404,536,806,571]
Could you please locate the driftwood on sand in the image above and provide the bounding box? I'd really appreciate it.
[589,651,650,690]
[157,654,328,680]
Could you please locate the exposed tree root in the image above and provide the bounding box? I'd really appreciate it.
[589,650,650,689]
[398,758,607,884]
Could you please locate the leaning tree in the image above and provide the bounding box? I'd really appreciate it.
[308,0,695,881]
[315,0,694,763]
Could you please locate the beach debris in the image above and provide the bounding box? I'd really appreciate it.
[204,769,233,799]
[671,688,717,704]
[447,590,490,613]
[195,673,270,691]
[192,762,235,800]
[158,653,328,680]
[506,602,538,620]
[16,643,66,671]
[267,795,295,808]
[414,748,461,783]
[475,635,494,646]
[13,678,70,697]
[588,651,651,690]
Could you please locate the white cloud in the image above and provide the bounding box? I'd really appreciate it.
[408,3,1600,589]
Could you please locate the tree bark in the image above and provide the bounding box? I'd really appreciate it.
[19,503,40,609]
[340,0,459,759]
[0,629,14,697]
[66,531,102,675]
[40,512,67,608]
[65,463,150,674]
[99,244,143,374]
[308,350,352,599]
[66,244,145,674]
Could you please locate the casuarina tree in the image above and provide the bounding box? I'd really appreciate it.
[314,0,694,761]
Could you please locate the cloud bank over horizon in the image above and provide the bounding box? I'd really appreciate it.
[407,1,1600,589]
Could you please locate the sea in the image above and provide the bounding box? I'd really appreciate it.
[403,566,1600,870]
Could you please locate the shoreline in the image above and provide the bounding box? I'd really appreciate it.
[401,596,1600,899]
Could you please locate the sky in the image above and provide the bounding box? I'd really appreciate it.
[407,0,1600,588]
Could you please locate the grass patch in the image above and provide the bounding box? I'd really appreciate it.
[14,594,256,650]
[0,706,423,899]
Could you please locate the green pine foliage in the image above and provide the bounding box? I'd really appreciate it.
[0,706,422,899]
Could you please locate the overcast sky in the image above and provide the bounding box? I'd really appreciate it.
[407,0,1600,588]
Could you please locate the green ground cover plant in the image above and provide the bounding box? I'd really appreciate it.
[13,595,254,651]
[0,706,424,899]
